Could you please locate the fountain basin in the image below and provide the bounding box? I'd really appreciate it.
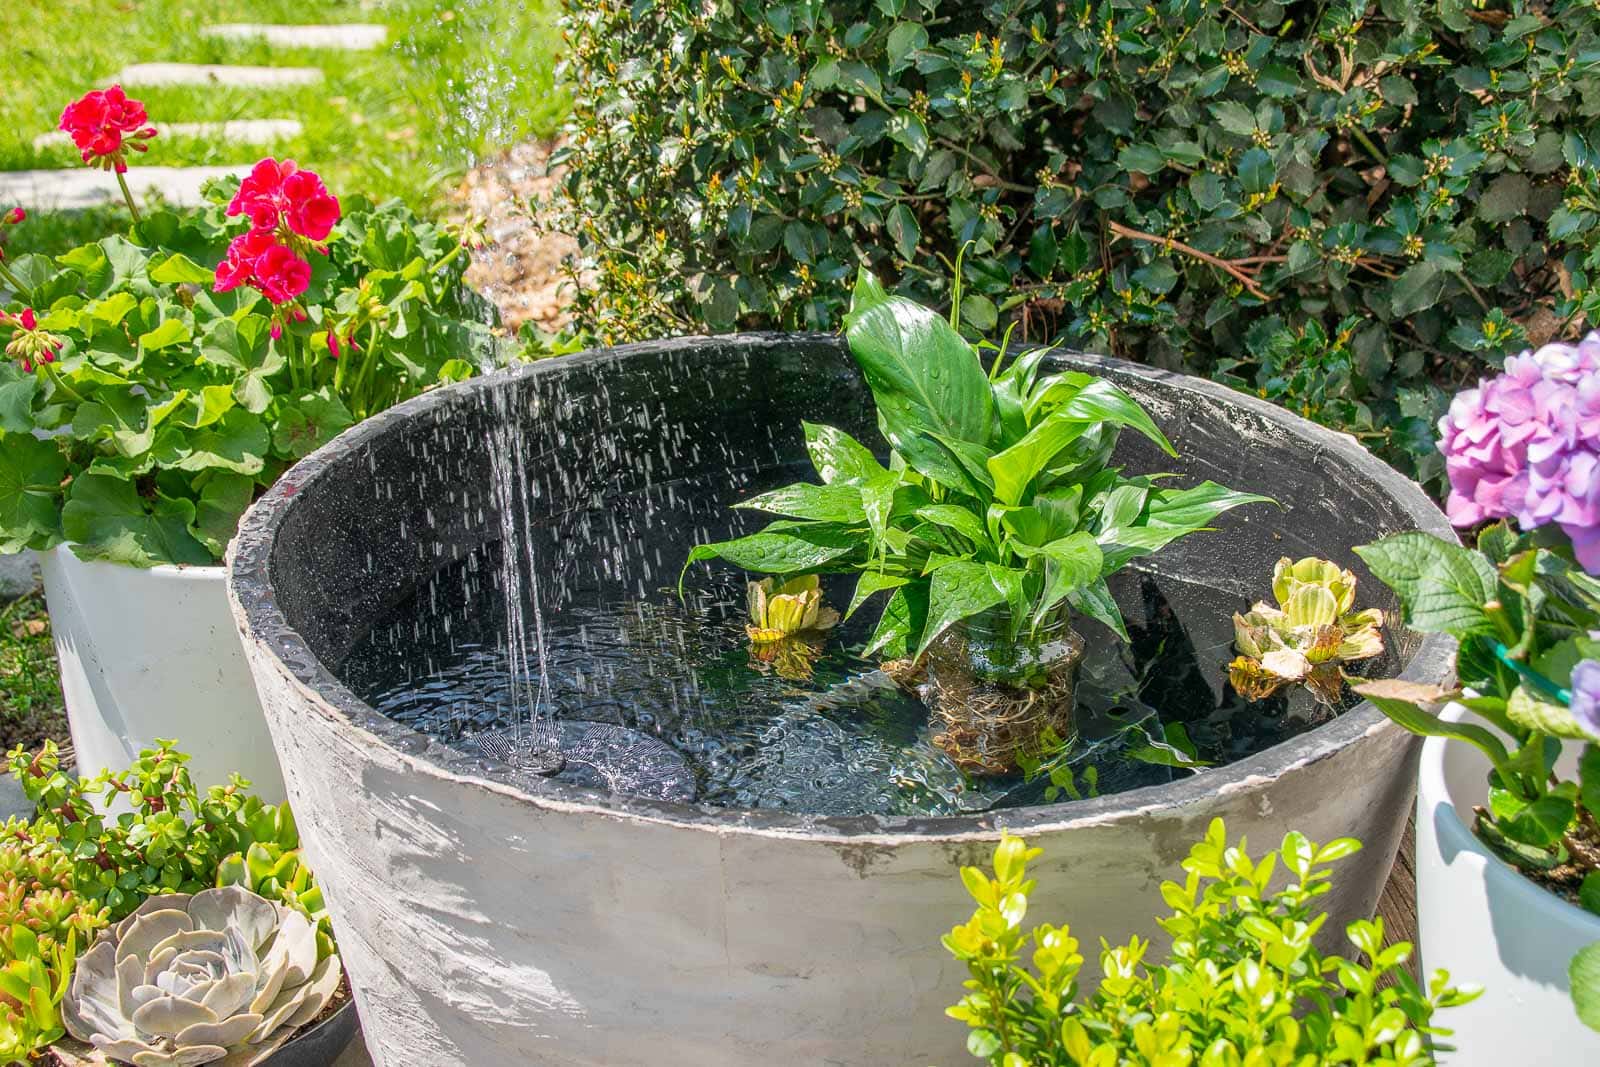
[227,334,1454,1066]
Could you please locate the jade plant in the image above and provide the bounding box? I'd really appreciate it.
[944,819,1477,1065]
[1350,334,1600,1030]
[61,886,342,1066]
[0,832,106,1063]
[687,270,1268,770]
[1229,556,1385,705]
[4,741,331,959]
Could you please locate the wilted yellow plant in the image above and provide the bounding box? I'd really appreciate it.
[745,575,840,681]
[1229,557,1384,705]
[746,575,839,642]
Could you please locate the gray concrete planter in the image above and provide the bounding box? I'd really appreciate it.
[227,334,1455,1067]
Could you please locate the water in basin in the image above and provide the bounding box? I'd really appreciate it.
[338,468,1367,818]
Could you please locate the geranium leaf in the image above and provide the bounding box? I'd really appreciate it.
[191,473,256,557]
[171,408,268,475]
[61,474,211,567]
[271,388,355,461]
[0,365,38,433]
[0,433,65,552]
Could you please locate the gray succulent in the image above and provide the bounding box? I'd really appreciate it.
[61,886,342,1066]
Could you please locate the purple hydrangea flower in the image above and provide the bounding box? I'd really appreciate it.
[1573,659,1600,737]
[1439,333,1600,572]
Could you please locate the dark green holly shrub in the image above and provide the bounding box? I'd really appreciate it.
[556,0,1600,488]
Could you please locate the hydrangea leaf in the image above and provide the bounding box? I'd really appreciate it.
[1354,533,1498,639]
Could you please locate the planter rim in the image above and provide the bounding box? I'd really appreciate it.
[1424,703,1600,934]
[228,332,1458,841]
[44,544,225,581]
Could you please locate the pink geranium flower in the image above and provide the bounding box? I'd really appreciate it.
[227,158,341,242]
[2,308,63,373]
[58,86,157,173]
[212,229,311,306]
[253,244,312,304]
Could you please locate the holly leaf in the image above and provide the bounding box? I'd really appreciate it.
[61,474,211,567]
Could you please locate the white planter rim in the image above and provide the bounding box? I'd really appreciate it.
[46,543,225,581]
[1425,703,1600,936]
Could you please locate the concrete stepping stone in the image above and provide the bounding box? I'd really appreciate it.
[202,23,388,50]
[33,119,302,151]
[0,165,252,212]
[115,63,323,88]
[0,553,38,602]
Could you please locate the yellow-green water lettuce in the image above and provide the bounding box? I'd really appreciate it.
[1229,556,1384,705]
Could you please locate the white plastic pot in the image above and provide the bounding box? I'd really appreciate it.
[1416,704,1600,1063]
[37,545,285,801]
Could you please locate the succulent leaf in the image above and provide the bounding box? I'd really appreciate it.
[61,887,342,1065]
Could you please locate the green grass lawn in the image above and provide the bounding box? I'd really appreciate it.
[2,0,567,247]
[0,591,64,754]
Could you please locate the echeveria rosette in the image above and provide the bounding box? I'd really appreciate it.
[62,886,342,1066]
[1440,333,1600,572]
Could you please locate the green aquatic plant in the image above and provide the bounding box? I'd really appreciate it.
[687,270,1270,664]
